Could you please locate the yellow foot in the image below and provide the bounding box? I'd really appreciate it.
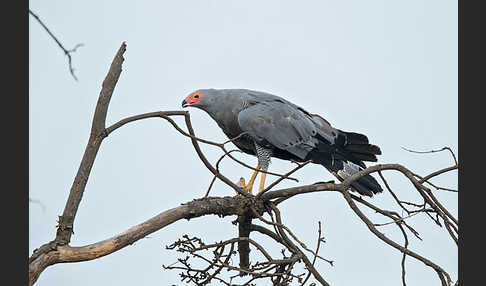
[237,164,261,195]
[238,177,252,193]
[257,172,267,194]
[238,177,246,188]
[238,177,255,194]
[235,177,245,195]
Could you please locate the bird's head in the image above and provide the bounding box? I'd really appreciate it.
[181,89,217,110]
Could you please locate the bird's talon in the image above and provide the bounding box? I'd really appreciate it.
[237,177,254,194]
[238,177,246,188]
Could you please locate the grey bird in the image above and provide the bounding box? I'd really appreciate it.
[182,89,383,196]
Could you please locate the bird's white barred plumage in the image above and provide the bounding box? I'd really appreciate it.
[336,160,364,180]
[254,143,273,171]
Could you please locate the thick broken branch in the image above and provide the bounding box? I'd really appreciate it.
[56,42,126,245]
[29,196,265,285]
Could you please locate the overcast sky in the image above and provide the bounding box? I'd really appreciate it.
[29,1,457,285]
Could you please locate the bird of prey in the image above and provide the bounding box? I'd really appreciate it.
[182,89,383,197]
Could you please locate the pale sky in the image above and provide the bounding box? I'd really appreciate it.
[29,1,457,285]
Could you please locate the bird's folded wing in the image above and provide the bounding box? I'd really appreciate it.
[237,101,319,159]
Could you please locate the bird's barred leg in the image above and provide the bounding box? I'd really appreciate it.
[240,164,260,194]
[257,169,268,194]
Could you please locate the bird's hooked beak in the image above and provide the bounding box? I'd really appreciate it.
[181,99,188,108]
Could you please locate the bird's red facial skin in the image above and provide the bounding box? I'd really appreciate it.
[185,92,204,106]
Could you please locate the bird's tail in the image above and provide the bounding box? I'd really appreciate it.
[325,158,383,197]
[307,131,384,197]
[336,130,382,164]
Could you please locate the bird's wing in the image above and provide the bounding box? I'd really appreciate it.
[237,100,322,159]
[244,89,339,143]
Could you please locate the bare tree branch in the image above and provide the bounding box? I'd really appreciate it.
[301,221,326,286]
[29,9,83,81]
[340,190,452,286]
[401,146,457,166]
[54,42,126,246]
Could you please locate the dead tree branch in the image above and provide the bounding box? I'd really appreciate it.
[29,9,83,81]
[55,42,126,246]
[30,196,265,285]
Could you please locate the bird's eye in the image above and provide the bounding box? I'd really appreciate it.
[194,94,200,99]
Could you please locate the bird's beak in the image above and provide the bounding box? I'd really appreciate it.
[182,99,188,108]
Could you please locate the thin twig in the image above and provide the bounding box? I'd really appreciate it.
[301,221,326,286]
[29,9,83,81]
[204,149,244,197]
[378,171,411,214]
[268,203,331,286]
[340,190,452,286]
[350,194,422,241]
[374,211,422,227]
[401,146,457,166]
[251,207,333,266]
[256,160,312,199]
